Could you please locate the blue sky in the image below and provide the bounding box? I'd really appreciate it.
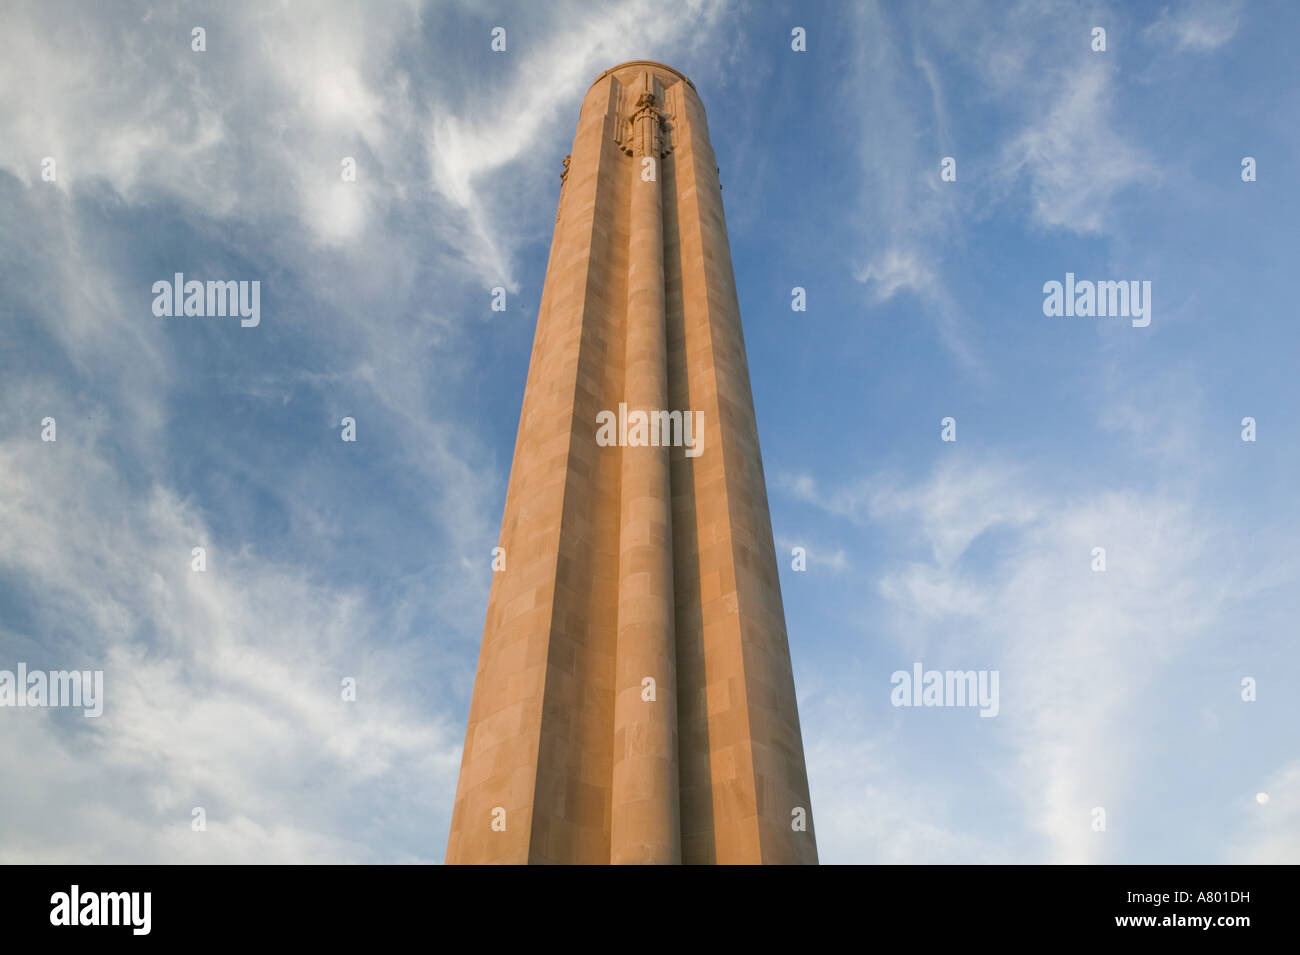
[1,0,1296,863]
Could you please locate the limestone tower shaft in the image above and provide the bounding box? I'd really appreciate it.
[446,61,817,865]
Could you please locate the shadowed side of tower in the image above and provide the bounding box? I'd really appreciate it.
[445,61,817,865]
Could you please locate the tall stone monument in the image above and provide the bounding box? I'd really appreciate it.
[446,61,817,864]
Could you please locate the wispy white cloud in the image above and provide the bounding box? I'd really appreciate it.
[805,715,1014,864]
[0,0,417,240]
[1145,1,1242,53]
[844,0,1161,379]
[846,2,967,345]
[793,453,1296,862]
[1000,65,1155,235]
[0,419,462,863]
[854,248,936,304]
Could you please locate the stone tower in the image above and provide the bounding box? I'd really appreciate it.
[445,61,817,865]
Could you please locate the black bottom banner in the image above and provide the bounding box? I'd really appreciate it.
[1,863,1287,942]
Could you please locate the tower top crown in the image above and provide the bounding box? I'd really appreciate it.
[587,60,694,92]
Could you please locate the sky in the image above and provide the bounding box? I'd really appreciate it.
[0,0,1296,864]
